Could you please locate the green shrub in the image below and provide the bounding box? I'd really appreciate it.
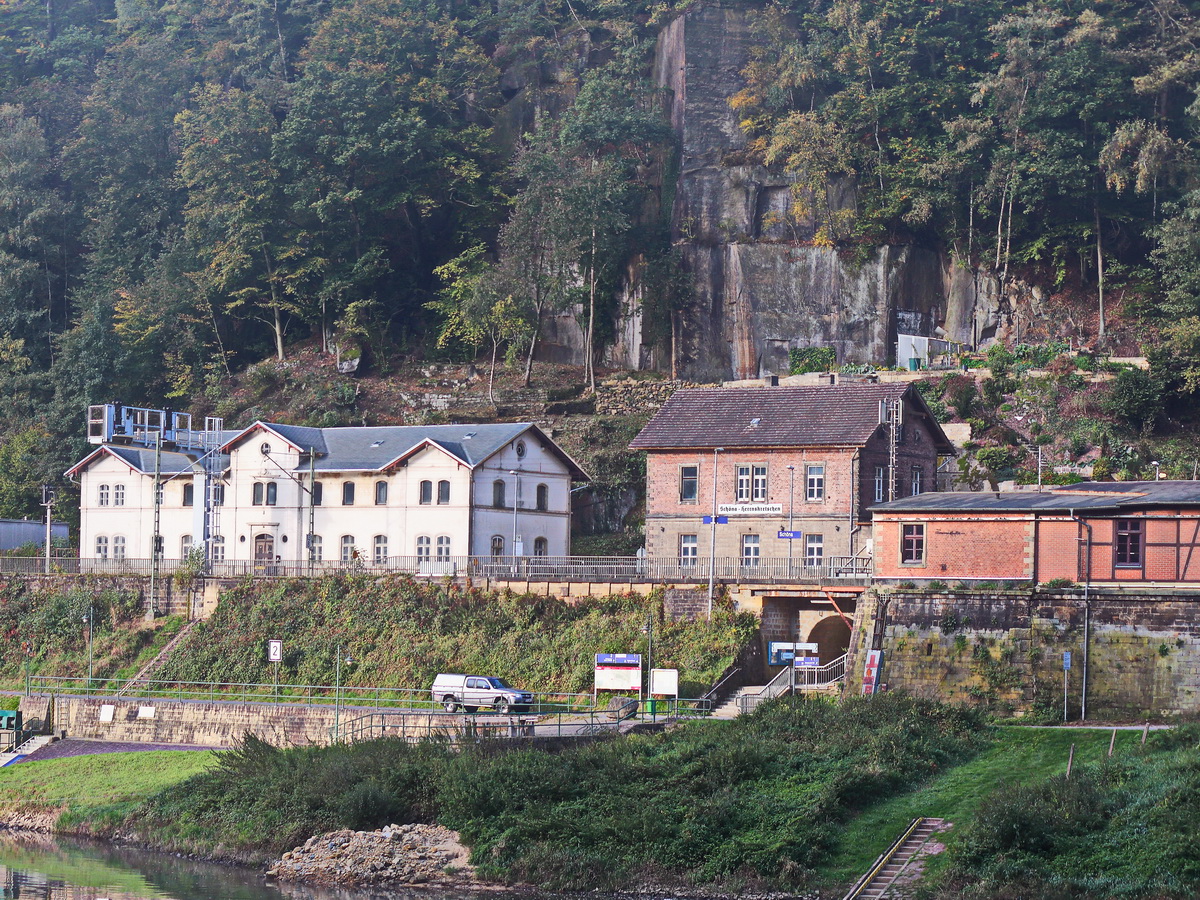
[789,347,836,375]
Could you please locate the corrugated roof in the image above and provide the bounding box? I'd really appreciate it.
[629,384,954,451]
[871,481,1200,515]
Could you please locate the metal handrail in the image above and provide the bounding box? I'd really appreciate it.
[701,665,742,702]
[842,817,925,900]
[737,653,848,713]
[0,553,874,584]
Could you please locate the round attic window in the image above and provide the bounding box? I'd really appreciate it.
[515,440,527,459]
[260,442,271,456]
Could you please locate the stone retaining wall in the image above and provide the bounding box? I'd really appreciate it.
[595,378,710,416]
[861,589,1200,718]
[39,695,459,747]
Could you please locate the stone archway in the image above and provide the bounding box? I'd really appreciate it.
[807,615,852,664]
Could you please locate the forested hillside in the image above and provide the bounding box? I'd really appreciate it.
[3,0,1200,523]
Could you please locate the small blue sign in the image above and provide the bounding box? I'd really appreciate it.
[1063,651,1072,671]
[777,529,803,540]
[702,515,729,525]
[794,656,820,668]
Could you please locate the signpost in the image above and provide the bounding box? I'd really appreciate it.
[267,640,282,696]
[1063,651,1072,722]
[594,653,643,706]
[701,516,728,525]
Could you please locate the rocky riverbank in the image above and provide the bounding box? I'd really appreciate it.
[267,823,475,887]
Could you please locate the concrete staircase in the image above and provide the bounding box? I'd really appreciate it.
[0,735,54,767]
[118,619,200,696]
[843,818,946,899]
[710,686,766,719]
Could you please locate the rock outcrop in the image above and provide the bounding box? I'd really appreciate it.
[268,823,474,887]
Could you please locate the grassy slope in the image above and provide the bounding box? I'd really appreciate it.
[0,751,215,828]
[822,726,1148,887]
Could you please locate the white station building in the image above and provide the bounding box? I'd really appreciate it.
[67,406,589,569]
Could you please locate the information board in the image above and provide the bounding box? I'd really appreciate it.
[594,653,642,692]
[861,649,883,695]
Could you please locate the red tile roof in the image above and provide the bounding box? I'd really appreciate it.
[629,384,953,451]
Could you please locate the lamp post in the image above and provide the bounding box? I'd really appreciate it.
[786,465,796,578]
[83,607,93,695]
[333,644,353,742]
[1152,461,1161,481]
[707,447,724,616]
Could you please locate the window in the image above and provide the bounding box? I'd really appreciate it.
[311,482,323,506]
[180,535,192,557]
[340,535,356,562]
[752,466,768,502]
[266,482,277,505]
[375,481,388,505]
[536,484,548,511]
[740,534,761,567]
[436,535,451,561]
[533,537,548,557]
[679,466,698,502]
[874,466,885,503]
[113,484,125,506]
[911,466,923,496]
[493,480,506,508]
[438,480,450,504]
[307,534,323,562]
[416,535,431,560]
[252,481,277,506]
[342,482,355,505]
[419,480,432,504]
[211,535,225,562]
[1115,519,1144,566]
[95,535,109,559]
[901,524,925,565]
[680,534,698,566]
[183,483,194,507]
[805,533,824,566]
[515,440,527,458]
[736,466,752,502]
[253,482,263,505]
[373,535,388,563]
[491,535,505,557]
[112,536,126,560]
[806,465,825,501]
[212,484,225,506]
[98,484,109,507]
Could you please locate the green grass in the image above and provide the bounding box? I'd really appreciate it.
[821,726,1146,887]
[0,751,215,828]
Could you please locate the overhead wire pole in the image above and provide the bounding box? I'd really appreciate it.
[149,431,163,621]
[707,447,723,616]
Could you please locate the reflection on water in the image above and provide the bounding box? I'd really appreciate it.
[0,832,495,900]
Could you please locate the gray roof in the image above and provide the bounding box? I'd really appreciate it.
[235,422,589,478]
[104,446,207,475]
[871,481,1200,515]
[630,384,955,453]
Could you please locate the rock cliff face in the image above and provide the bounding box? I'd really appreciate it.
[600,2,1009,380]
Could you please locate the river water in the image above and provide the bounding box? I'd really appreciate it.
[0,832,498,900]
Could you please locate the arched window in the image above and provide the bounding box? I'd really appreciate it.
[112,535,127,560]
[253,482,264,505]
[266,482,277,505]
[180,535,193,558]
[490,535,505,557]
[311,481,323,506]
[373,534,388,563]
[419,480,432,504]
[113,484,125,506]
[436,535,451,561]
[437,480,450,504]
[211,535,225,562]
[375,481,388,505]
[342,482,355,505]
[95,535,109,559]
[97,484,110,507]
[534,537,548,557]
[183,483,194,507]
[492,480,506,508]
[416,535,431,560]
[340,535,356,562]
[308,534,323,562]
[536,484,548,511]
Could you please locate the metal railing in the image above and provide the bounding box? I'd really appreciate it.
[736,653,848,713]
[4,554,873,584]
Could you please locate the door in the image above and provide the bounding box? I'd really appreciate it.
[254,534,275,574]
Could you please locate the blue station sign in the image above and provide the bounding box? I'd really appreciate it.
[777,529,803,540]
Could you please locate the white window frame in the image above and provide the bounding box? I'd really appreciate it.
[806,465,825,502]
[98,484,109,507]
[680,534,698,566]
[308,534,322,562]
[416,535,431,560]
[113,484,125,507]
[95,535,109,559]
[436,535,451,561]
[740,533,761,567]
[752,465,768,502]
[212,535,226,562]
[805,533,824,566]
[736,466,752,502]
[340,535,356,562]
[373,534,388,563]
[874,466,885,503]
[911,466,923,496]
[112,535,127,560]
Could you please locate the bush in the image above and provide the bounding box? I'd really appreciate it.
[789,347,836,375]
[1105,368,1164,434]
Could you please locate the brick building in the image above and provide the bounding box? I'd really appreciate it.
[873,481,1200,584]
[629,384,954,567]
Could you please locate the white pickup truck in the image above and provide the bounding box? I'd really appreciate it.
[430,674,533,713]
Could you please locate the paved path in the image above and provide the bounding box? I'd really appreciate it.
[19,738,223,762]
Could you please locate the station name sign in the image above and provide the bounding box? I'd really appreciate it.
[717,503,783,516]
